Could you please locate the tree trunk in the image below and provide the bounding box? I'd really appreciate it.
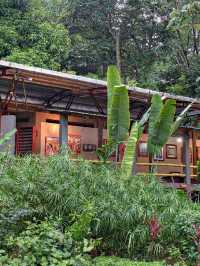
[115,30,121,73]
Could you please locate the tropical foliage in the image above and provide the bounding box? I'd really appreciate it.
[1,1,200,96]
[0,153,199,265]
[147,96,176,156]
[0,128,17,146]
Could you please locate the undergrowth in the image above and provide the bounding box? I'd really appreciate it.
[0,152,199,265]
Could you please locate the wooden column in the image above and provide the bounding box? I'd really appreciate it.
[183,130,191,198]
[97,118,104,148]
[192,130,197,175]
[59,114,68,151]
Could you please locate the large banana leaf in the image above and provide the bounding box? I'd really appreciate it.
[171,101,195,135]
[139,96,167,127]
[147,94,163,155]
[109,85,130,142]
[139,107,150,127]
[107,66,121,141]
[121,122,142,177]
[148,98,176,155]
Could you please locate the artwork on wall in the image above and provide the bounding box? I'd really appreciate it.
[45,137,59,156]
[68,134,81,154]
[154,148,164,161]
[83,144,97,152]
[166,144,177,159]
[45,134,81,156]
[138,142,148,157]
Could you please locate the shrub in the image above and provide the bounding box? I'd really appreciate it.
[0,219,94,265]
[0,153,199,264]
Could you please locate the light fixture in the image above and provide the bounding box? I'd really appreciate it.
[177,137,183,143]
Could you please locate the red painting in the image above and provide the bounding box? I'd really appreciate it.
[45,137,59,156]
[68,134,81,154]
[45,134,81,156]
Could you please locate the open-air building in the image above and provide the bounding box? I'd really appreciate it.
[1,60,200,195]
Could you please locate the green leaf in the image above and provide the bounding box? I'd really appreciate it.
[121,122,142,177]
[107,65,121,141]
[147,95,163,154]
[171,101,194,134]
[148,99,176,155]
[139,107,150,127]
[109,85,130,142]
[0,128,17,146]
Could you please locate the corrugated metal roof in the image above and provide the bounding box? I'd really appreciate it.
[0,60,199,104]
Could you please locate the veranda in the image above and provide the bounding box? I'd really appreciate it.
[0,60,200,195]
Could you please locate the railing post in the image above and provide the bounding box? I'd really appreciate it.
[183,130,191,199]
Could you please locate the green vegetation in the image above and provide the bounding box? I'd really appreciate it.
[0,1,200,96]
[105,65,192,175]
[94,256,165,266]
[0,152,199,265]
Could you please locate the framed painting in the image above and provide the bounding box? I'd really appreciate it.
[166,144,177,159]
[68,134,81,154]
[45,137,59,156]
[138,142,148,157]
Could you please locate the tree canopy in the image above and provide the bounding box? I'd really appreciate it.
[0,0,200,96]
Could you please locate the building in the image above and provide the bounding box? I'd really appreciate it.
[0,60,200,193]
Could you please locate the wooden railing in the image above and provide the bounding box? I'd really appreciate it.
[72,159,198,178]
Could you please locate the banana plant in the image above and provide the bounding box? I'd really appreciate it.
[171,100,195,135]
[98,66,130,162]
[107,65,122,142]
[121,94,194,177]
[147,96,176,156]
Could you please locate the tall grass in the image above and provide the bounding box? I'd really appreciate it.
[0,152,199,264]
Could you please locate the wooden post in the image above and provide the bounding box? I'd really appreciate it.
[192,130,197,175]
[183,130,191,198]
[97,119,104,148]
[59,114,68,151]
